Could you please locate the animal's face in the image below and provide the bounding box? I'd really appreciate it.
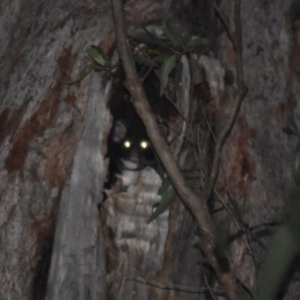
[112,120,155,168]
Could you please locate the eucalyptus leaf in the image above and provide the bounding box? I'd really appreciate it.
[179,33,193,45]
[133,55,157,67]
[131,34,169,49]
[66,64,94,85]
[159,54,177,96]
[152,54,167,64]
[257,190,300,300]
[256,226,298,300]
[238,285,254,300]
[148,183,176,223]
[93,65,106,73]
[87,46,108,67]
[162,26,180,49]
[164,21,187,48]
[186,36,211,53]
[148,168,202,222]
[155,163,166,180]
[143,27,165,43]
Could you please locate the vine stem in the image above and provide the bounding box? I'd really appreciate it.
[111,0,240,298]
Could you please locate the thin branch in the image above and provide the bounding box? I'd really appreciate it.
[234,0,244,86]
[214,190,253,256]
[174,55,190,160]
[203,269,218,300]
[125,276,225,296]
[205,87,247,200]
[205,0,248,201]
[111,0,238,298]
[214,4,237,51]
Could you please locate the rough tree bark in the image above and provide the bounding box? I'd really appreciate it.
[0,1,113,299]
[1,0,300,300]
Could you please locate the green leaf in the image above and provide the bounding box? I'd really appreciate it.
[257,189,300,300]
[186,36,211,53]
[147,164,176,223]
[66,64,94,85]
[86,46,108,67]
[164,21,188,49]
[159,54,177,96]
[131,34,169,49]
[93,65,106,73]
[152,54,167,64]
[133,55,157,67]
[148,181,176,223]
[154,163,165,179]
[256,226,298,300]
[162,26,180,49]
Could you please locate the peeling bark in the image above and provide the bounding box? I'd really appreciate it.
[1,0,300,299]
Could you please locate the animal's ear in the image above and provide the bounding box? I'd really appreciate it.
[158,123,168,138]
[112,120,127,142]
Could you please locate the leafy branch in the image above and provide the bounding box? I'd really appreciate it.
[111,0,242,298]
[67,46,113,85]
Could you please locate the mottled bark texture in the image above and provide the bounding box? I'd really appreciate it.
[216,2,300,298]
[1,0,300,300]
[0,1,112,299]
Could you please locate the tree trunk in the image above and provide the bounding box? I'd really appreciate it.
[1,0,300,299]
[0,1,112,299]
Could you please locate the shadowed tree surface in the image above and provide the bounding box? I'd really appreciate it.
[1,0,300,299]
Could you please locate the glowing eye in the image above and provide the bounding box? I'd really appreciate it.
[124,140,131,148]
[140,141,149,149]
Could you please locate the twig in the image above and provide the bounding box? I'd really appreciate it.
[214,4,237,50]
[111,0,238,299]
[205,0,248,201]
[125,276,225,296]
[214,190,253,256]
[234,0,244,86]
[203,270,218,300]
[174,55,190,159]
